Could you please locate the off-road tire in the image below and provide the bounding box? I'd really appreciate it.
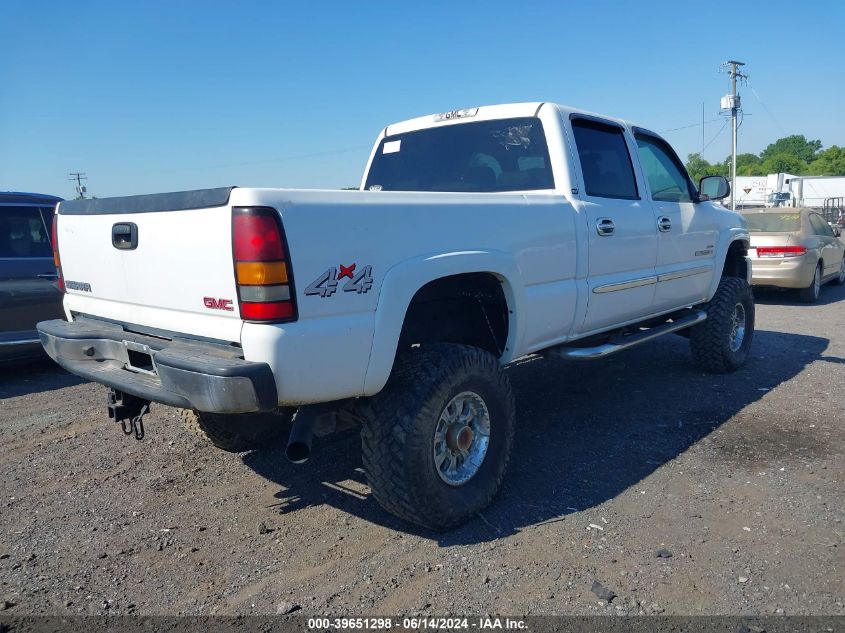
[690,276,755,373]
[180,408,294,452]
[798,263,822,302]
[358,344,515,531]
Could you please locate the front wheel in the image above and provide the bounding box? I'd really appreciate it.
[358,344,515,531]
[690,276,755,373]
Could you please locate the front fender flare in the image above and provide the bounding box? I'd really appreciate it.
[362,250,524,396]
[708,228,751,298]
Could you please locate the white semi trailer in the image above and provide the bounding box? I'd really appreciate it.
[732,174,845,214]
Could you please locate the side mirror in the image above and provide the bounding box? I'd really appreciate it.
[699,175,731,201]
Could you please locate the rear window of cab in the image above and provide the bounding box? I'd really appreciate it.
[365,117,555,193]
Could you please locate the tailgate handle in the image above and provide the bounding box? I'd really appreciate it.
[112,223,138,250]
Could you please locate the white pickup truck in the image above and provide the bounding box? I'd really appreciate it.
[38,102,753,530]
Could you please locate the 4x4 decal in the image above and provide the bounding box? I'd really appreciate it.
[305,264,373,297]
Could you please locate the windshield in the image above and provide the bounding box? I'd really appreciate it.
[742,212,802,232]
[364,117,555,193]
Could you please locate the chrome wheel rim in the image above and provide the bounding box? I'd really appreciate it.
[729,302,746,353]
[433,391,491,486]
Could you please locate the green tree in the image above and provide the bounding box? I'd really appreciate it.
[686,153,712,183]
[685,153,725,183]
[732,153,764,176]
[760,135,822,164]
[807,145,845,176]
[761,153,806,175]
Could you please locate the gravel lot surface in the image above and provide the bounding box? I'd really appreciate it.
[1,287,843,616]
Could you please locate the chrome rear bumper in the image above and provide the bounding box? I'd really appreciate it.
[37,318,277,413]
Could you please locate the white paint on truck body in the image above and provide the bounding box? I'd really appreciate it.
[232,187,579,403]
[60,206,243,343]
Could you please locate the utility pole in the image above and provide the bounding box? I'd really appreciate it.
[702,101,705,155]
[721,60,747,211]
[68,172,88,199]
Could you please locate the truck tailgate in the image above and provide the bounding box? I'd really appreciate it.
[57,188,243,343]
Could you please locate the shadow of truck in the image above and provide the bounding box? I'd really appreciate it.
[242,328,830,544]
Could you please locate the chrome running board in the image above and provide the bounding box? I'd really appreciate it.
[548,310,707,361]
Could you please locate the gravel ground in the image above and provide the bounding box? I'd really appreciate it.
[0,286,843,617]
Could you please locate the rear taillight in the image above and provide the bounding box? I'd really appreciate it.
[232,207,297,323]
[756,246,807,258]
[51,215,65,293]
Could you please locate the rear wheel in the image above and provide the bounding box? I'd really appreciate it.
[799,263,822,302]
[833,257,845,286]
[690,276,755,373]
[358,344,515,531]
[180,408,293,452]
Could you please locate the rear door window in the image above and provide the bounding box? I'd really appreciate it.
[570,118,639,200]
[0,207,53,258]
[364,117,555,193]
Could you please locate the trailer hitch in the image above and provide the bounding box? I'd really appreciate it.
[107,389,151,440]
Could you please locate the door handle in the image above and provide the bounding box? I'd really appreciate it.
[658,216,672,232]
[596,218,615,236]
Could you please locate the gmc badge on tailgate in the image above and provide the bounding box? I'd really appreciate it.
[203,297,234,311]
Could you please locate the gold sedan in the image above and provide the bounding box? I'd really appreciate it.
[742,208,845,302]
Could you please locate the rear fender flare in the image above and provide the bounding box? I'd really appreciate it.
[362,250,524,395]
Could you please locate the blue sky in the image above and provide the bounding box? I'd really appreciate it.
[3,0,844,198]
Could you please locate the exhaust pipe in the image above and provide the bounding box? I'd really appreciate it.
[285,400,354,464]
[285,407,318,464]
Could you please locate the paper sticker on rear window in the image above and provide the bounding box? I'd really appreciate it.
[383,140,401,154]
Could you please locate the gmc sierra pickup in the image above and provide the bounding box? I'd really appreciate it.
[38,102,753,530]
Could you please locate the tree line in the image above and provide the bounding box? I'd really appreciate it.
[685,135,845,183]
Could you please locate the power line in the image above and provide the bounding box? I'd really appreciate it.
[702,119,729,153]
[662,118,721,133]
[196,144,372,170]
[748,84,786,135]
